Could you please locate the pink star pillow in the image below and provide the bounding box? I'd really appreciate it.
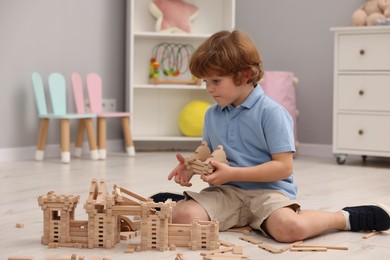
[149,0,199,33]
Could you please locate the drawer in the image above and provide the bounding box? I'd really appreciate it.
[336,114,390,152]
[338,33,390,70]
[337,75,390,111]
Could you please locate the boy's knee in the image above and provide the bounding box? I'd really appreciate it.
[172,200,209,224]
[268,218,307,243]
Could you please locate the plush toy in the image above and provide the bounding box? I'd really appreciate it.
[149,0,199,33]
[178,100,211,137]
[352,0,390,26]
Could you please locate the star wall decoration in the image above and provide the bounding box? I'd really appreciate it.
[149,0,199,33]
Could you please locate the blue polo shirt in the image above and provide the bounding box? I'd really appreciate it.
[203,84,297,199]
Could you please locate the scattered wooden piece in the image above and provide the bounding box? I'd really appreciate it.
[15,223,24,228]
[200,246,234,256]
[363,230,381,239]
[8,257,34,260]
[232,246,243,254]
[239,235,263,245]
[226,226,252,235]
[290,246,327,252]
[258,243,283,254]
[175,252,186,260]
[124,243,138,253]
[203,253,248,260]
[87,256,100,260]
[293,244,348,250]
[279,241,303,253]
[219,240,235,247]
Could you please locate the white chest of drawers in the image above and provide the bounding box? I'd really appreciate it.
[331,26,390,164]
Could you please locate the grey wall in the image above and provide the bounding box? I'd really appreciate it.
[0,0,126,149]
[0,0,366,155]
[236,0,365,144]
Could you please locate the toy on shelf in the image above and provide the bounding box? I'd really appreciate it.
[149,0,199,33]
[184,141,228,175]
[352,0,390,26]
[149,42,201,85]
[37,179,220,252]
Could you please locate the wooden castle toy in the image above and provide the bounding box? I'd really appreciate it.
[184,141,228,175]
[38,179,220,252]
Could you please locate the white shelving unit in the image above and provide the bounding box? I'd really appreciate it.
[126,0,236,143]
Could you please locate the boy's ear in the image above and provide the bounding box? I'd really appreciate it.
[242,69,252,84]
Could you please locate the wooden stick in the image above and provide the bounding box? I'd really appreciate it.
[258,243,283,254]
[279,241,303,252]
[200,246,234,256]
[291,246,327,252]
[226,226,252,235]
[293,244,348,250]
[239,235,262,245]
[363,230,381,239]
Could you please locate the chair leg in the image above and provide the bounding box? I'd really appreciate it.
[60,119,71,163]
[74,120,85,158]
[97,117,107,160]
[121,117,135,156]
[36,118,49,161]
[84,118,99,160]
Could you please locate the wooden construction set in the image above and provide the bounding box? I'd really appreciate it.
[37,179,219,252]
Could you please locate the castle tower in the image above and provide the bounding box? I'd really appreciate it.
[37,191,80,245]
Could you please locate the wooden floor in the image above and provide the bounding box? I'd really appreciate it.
[1,151,390,260]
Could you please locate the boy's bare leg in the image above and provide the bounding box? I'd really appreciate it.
[264,207,346,243]
[172,199,210,224]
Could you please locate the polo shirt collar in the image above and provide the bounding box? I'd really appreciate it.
[221,84,264,111]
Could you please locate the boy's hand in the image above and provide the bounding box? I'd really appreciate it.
[168,153,194,187]
[201,160,232,185]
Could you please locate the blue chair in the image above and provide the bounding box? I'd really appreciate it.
[32,72,99,163]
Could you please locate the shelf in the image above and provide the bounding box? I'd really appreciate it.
[134,84,205,90]
[134,32,211,40]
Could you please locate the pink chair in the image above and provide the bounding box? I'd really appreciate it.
[72,72,135,159]
[32,72,98,163]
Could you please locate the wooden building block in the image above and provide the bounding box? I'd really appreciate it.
[293,244,348,250]
[8,257,34,260]
[226,226,252,235]
[239,235,262,245]
[258,243,283,254]
[200,246,234,256]
[175,252,186,260]
[219,240,235,247]
[203,253,248,260]
[232,246,243,254]
[363,230,381,239]
[290,246,327,252]
[15,223,24,228]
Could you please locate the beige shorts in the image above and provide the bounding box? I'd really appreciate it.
[184,185,300,234]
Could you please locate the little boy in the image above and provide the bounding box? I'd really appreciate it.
[167,30,390,242]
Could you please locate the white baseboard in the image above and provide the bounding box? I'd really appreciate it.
[296,143,333,158]
[0,141,334,162]
[0,140,125,162]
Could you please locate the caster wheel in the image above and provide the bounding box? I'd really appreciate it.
[336,154,347,165]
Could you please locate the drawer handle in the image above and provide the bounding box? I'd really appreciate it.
[358,90,364,96]
[359,49,365,55]
[358,129,364,135]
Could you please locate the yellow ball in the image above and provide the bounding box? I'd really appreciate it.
[179,100,211,137]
